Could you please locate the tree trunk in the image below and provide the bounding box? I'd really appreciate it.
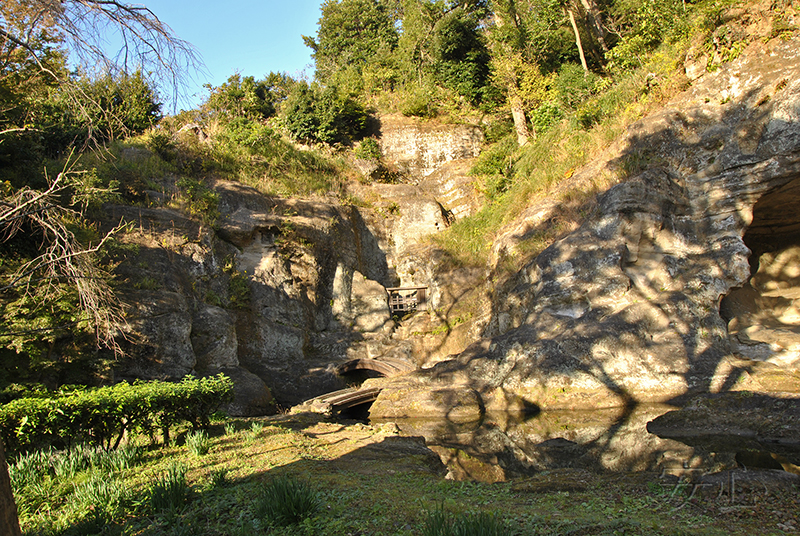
[566,6,589,72]
[0,440,21,536]
[510,94,530,145]
[579,0,609,54]
[493,7,530,145]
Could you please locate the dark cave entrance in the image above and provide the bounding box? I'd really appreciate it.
[720,178,800,365]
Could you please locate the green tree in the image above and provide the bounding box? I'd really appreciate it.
[204,73,276,120]
[281,82,371,145]
[430,3,492,104]
[304,0,399,91]
[395,0,494,105]
[71,70,162,142]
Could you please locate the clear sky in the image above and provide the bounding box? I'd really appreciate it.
[140,0,323,110]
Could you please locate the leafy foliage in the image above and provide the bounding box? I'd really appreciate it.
[281,82,372,145]
[186,429,211,456]
[176,177,219,223]
[429,5,493,105]
[0,374,234,457]
[304,0,399,89]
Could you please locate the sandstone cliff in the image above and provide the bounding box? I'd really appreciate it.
[371,20,800,419]
[106,115,485,414]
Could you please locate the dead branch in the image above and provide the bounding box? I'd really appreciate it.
[0,163,129,354]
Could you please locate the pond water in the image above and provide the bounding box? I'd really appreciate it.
[373,405,729,482]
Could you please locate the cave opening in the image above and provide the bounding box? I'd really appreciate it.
[720,177,800,367]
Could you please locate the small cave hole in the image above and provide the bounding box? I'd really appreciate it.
[720,178,800,365]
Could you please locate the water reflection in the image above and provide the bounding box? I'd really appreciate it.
[374,405,719,482]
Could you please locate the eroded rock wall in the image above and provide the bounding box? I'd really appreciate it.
[372,32,800,419]
[109,112,489,412]
[378,114,484,179]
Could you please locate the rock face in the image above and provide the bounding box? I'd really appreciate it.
[646,392,800,468]
[371,32,800,419]
[108,113,487,413]
[378,114,484,178]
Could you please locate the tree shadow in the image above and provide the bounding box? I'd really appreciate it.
[398,59,800,477]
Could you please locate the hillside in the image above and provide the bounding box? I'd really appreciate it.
[2,0,800,533]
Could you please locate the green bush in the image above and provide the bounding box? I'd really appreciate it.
[0,374,234,456]
[281,82,371,145]
[470,135,517,199]
[176,177,220,223]
[530,102,564,135]
[401,88,439,118]
[254,476,320,526]
[575,99,603,130]
[355,138,382,161]
[553,63,599,110]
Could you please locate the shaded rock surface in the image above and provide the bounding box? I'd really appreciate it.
[108,115,486,414]
[372,27,800,420]
[647,392,800,466]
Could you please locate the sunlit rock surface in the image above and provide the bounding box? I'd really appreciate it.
[371,32,800,419]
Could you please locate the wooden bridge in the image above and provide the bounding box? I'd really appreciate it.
[292,357,416,415]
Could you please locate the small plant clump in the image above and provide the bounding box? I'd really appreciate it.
[186,429,211,456]
[422,508,507,536]
[148,463,191,518]
[254,475,321,527]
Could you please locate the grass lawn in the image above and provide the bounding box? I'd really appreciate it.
[9,413,799,535]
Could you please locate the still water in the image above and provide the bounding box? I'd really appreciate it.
[374,405,725,482]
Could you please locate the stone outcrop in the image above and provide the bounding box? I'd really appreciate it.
[646,392,800,468]
[378,114,484,178]
[108,110,489,413]
[371,31,800,419]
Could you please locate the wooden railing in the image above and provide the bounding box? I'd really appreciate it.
[386,286,428,315]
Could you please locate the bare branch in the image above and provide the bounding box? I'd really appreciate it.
[0,162,129,354]
[1,0,205,111]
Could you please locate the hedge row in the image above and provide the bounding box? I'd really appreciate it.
[0,374,234,456]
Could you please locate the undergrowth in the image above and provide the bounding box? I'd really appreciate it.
[433,32,695,269]
[8,415,779,536]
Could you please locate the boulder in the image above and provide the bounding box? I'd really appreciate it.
[218,366,275,417]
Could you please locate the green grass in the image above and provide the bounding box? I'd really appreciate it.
[254,475,320,527]
[148,462,191,519]
[422,508,507,536]
[7,415,786,536]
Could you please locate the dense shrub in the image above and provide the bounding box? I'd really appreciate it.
[0,374,234,457]
[281,82,371,145]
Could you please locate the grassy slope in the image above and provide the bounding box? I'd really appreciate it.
[11,414,798,536]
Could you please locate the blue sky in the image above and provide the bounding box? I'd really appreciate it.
[141,1,323,110]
